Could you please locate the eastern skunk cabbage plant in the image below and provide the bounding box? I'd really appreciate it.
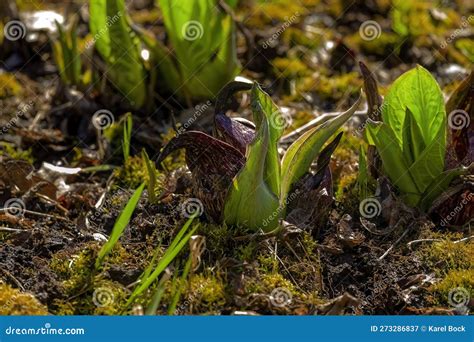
[365,65,472,211]
[152,0,240,100]
[157,0,239,99]
[89,0,239,107]
[157,82,362,231]
[90,0,147,109]
[53,16,86,88]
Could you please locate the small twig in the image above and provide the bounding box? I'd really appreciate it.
[0,267,25,291]
[0,208,70,222]
[0,226,26,233]
[407,238,442,250]
[378,227,411,261]
[407,235,474,251]
[454,235,474,244]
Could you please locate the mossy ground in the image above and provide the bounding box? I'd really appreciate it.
[0,0,472,317]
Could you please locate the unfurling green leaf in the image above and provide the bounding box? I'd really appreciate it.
[90,0,146,108]
[224,118,280,231]
[366,120,420,206]
[156,0,239,99]
[250,84,284,196]
[281,95,362,205]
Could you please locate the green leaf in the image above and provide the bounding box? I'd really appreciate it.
[133,25,182,94]
[250,84,283,196]
[280,95,362,204]
[419,164,472,211]
[366,120,420,206]
[95,183,145,269]
[127,217,198,306]
[382,65,446,149]
[122,113,132,162]
[358,145,369,200]
[402,107,426,165]
[406,123,448,194]
[224,118,280,231]
[157,0,239,99]
[90,0,146,108]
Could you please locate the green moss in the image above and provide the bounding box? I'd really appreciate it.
[418,234,473,274]
[50,244,99,295]
[246,1,306,28]
[236,241,258,262]
[0,283,48,315]
[0,142,34,163]
[53,279,128,315]
[430,269,474,307]
[113,155,148,189]
[257,254,279,273]
[159,129,186,171]
[455,38,474,63]
[198,223,231,258]
[0,74,22,98]
[306,72,362,101]
[273,57,311,79]
[417,233,474,308]
[50,243,139,315]
[185,274,227,312]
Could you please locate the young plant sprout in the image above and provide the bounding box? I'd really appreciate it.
[365,65,472,211]
[90,0,239,106]
[157,82,362,231]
